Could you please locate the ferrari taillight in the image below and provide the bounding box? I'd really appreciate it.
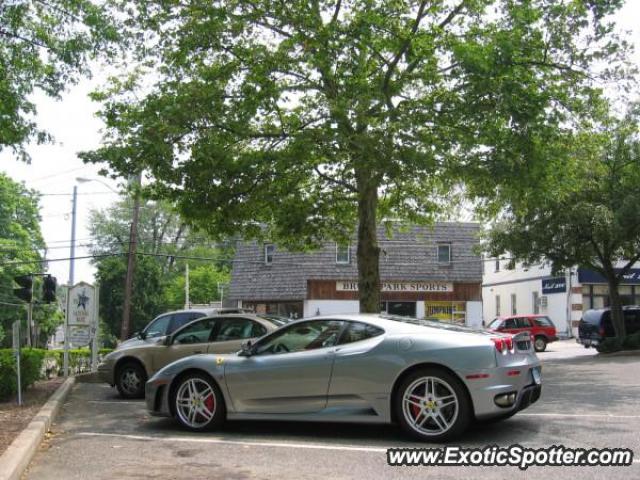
[492,336,514,354]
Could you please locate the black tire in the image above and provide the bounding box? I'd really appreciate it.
[395,367,471,442]
[115,361,147,399]
[534,336,547,352]
[171,372,226,431]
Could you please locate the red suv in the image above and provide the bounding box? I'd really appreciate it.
[487,315,558,352]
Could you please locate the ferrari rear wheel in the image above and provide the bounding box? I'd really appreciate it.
[396,368,471,442]
[172,372,225,431]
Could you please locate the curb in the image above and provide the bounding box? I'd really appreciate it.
[0,376,76,480]
[75,371,102,383]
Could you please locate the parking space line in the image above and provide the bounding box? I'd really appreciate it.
[88,401,143,405]
[74,432,640,463]
[77,432,388,453]
[520,412,640,418]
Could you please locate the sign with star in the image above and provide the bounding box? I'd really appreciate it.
[68,282,97,327]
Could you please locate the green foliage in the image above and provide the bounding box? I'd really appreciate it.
[596,332,640,353]
[89,200,231,337]
[0,0,120,160]
[0,173,48,347]
[96,255,168,339]
[43,348,113,375]
[0,348,45,400]
[82,0,631,311]
[485,114,640,337]
[164,263,229,308]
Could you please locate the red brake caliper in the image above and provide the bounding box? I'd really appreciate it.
[409,393,420,419]
[204,393,215,413]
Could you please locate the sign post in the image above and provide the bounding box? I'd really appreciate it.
[64,282,97,377]
[12,321,22,406]
[91,284,100,372]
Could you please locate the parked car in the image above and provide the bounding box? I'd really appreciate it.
[487,315,558,352]
[120,307,253,348]
[99,314,279,398]
[578,306,640,348]
[145,314,542,442]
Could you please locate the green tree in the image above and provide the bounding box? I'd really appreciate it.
[89,199,231,336]
[0,173,46,347]
[165,263,230,309]
[95,255,167,338]
[82,0,631,312]
[486,116,640,338]
[0,0,118,161]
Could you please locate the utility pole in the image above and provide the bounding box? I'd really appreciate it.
[184,263,190,309]
[121,173,142,340]
[69,185,78,286]
[27,301,33,347]
[64,185,78,377]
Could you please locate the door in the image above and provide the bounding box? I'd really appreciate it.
[499,317,519,334]
[153,317,218,372]
[224,319,344,414]
[327,321,386,405]
[207,316,269,354]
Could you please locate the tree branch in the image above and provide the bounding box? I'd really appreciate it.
[382,1,429,108]
[330,0,342,24]
[438,1,467,30]
[313,166,357,193]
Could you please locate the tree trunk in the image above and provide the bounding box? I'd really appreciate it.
[606,275,626,338]
[356,173,381,313]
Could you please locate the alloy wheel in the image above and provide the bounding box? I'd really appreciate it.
[121,368,141,395]
[401,376,459,436]
[175,377,217,429]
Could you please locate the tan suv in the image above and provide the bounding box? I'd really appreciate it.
[98,314,281,398]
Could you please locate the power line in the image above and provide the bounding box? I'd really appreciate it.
[39,192,119,196]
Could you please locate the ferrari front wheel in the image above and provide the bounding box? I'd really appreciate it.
[172,372,225,431]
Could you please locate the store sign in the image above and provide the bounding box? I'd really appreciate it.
[542,277,566,294]
[336,281,453,292]
[68,282,97,326]
[578,267,640,284]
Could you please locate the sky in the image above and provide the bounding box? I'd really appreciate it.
[1,2,640,286]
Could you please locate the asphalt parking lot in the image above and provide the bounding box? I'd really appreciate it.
[24,344,639,480]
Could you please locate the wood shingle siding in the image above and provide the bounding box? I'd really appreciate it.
[229,222,482,302]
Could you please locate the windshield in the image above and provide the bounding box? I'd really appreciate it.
[487,318,502,329]
[257,314,293,326]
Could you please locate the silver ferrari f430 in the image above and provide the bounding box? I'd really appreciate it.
[145,314,542,441]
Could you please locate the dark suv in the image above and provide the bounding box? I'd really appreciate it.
[578,306,640,348]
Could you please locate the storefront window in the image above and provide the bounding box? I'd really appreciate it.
[581,284,640,311]
[425,301,466,324]
[381,301,416,317]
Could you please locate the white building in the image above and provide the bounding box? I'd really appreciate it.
[482,258,640,338]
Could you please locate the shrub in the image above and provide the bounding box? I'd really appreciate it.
[596,333,640,353]
[43,348,113,376]
[0,348,46,400]
[622,332,640,350]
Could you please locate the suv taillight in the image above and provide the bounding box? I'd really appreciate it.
[599,326,605,337]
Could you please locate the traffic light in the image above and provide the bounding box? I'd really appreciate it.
[42,275,57,303]
[13,275,33,303]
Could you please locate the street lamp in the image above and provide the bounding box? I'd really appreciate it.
[68,177,120,286]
